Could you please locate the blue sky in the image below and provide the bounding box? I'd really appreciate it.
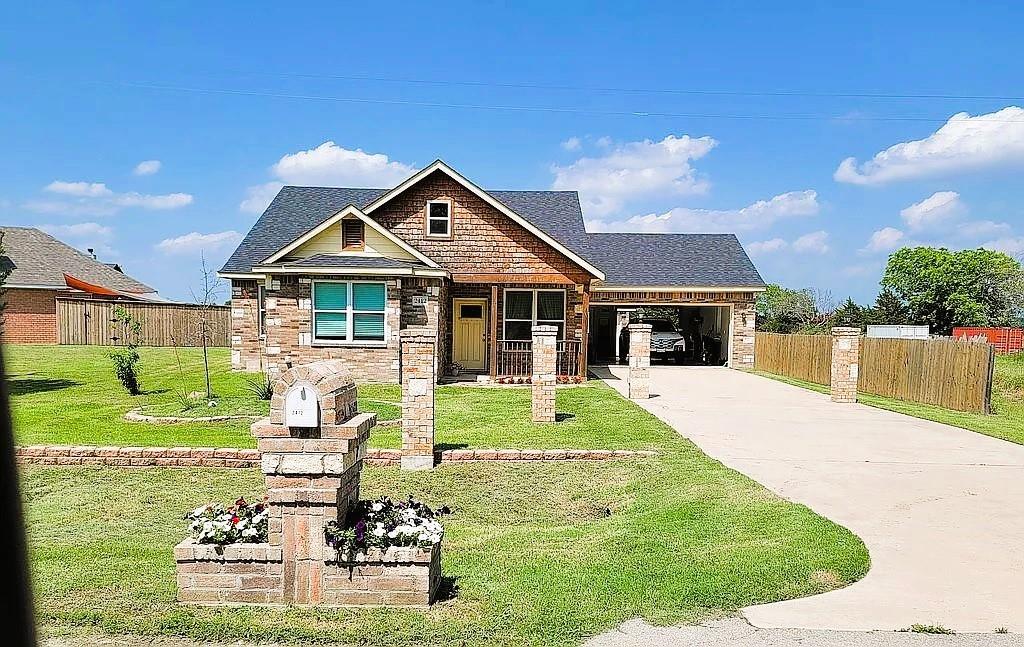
[3,2,1024,303]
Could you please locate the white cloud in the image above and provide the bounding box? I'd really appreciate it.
[747,238,788,255]
[862,226,905,253]
[39,222,113,239]
[791,230,830,255]
[239,141,417,213]
[561,137,582,151]
[552,134,717,217]
[588,190,818,233]
[30,180,193,216]
[957,219,1012,238]
[272,141,416,187]
[900,191,964,231]
[38,222,116,257]
[156,230,243,255]
[45,181,112,198]
[239,182,285,214]
[133,160,162,176]
[835,106,1024,185]
[980,237,1024,257]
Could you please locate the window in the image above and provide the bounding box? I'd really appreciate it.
[426,200,451,237]
[460,304,483,319]
[312,281,387,344]
[503,289,565,340]
[257,285,267,337]
[342,219,364,250]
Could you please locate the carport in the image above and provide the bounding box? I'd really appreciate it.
[588,302,733,366]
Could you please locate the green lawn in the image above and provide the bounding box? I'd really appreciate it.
[26,458,868,645]
[15,344,870,644]
[752,351,1024,446]
[7,345,678,451]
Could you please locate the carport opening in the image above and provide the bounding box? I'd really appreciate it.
[588,305,731,366]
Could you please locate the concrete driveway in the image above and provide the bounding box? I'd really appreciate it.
[600,365,1024,633]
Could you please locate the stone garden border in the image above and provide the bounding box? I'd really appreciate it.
[16,445,656,468]
[124,407,400,426]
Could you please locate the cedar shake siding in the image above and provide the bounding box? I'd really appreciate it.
[367,170,593,285]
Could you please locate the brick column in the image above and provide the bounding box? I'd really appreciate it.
[628,323,652,399]
[830,327,861,403]
[401,327,436,470]
[531,325,558,422]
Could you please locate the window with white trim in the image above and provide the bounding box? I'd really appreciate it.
[426,200,452,237]
[312,281,387,344]
[503,289,565,340]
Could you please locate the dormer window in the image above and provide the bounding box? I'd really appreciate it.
[426,200,452,238]
[342,218,364,250]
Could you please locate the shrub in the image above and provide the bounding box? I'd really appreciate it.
[185,497,269,544]
[246,372,274,400]
[109,305,143,395]
[325,496,448,560]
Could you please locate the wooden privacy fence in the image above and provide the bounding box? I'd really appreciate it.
[57,298,230,347]
[754,332,995,413]
[859,337,994,414]
[754,332,832,386]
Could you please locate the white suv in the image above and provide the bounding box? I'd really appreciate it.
[643,319,686,363]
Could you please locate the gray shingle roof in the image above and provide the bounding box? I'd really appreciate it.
[0,226,154,293]
[280,254,426,269]
[583,233,764,287]
[220,185,764,289]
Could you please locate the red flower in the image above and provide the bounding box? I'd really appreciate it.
[231,515,241,525]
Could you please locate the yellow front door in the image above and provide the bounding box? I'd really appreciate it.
[453,298,487,370]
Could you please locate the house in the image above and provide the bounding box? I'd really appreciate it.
[0,226,157,344]
[220,161,765,381]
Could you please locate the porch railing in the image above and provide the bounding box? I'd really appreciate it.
[494,339,582,378]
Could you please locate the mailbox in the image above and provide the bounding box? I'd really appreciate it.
[284,382,319,427]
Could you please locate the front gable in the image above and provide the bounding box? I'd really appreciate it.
[291,215,420,262]
[362,163,603,284]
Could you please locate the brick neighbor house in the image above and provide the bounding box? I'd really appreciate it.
[0,226,156,344]
[220,161,765,382]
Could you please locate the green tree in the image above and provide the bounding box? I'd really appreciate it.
[871,287,909,325]
[0,231,13,329]
[833,297,868,330]
[756,284,827,333]
[881,247,1024,335]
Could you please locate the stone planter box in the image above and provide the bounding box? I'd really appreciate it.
[174,538,284,605]
[323,544,442,607]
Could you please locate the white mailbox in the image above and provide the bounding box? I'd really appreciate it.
[284,382,319,428]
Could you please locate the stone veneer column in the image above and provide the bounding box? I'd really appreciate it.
[531,325,558,422]
[628,323,652,399]
[400,327,436,470]
[830,327,861,403]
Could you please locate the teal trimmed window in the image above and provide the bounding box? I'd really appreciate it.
[312,281,387,343]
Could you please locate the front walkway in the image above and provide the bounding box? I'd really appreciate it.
[601,365,1024,633]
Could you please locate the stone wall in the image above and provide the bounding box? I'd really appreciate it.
[830,327,861,403]
[323,546,440,607]
[531,325,557,422]
[400,328,436,470]
[233,276,444,383]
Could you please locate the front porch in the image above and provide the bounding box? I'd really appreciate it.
[445,282,588,380]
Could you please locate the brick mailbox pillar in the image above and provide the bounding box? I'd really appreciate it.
[531,325,558,422]
[400,327,436,471]
[628,323,652,399]
[830,327,861,403]
[176,359,441,607]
